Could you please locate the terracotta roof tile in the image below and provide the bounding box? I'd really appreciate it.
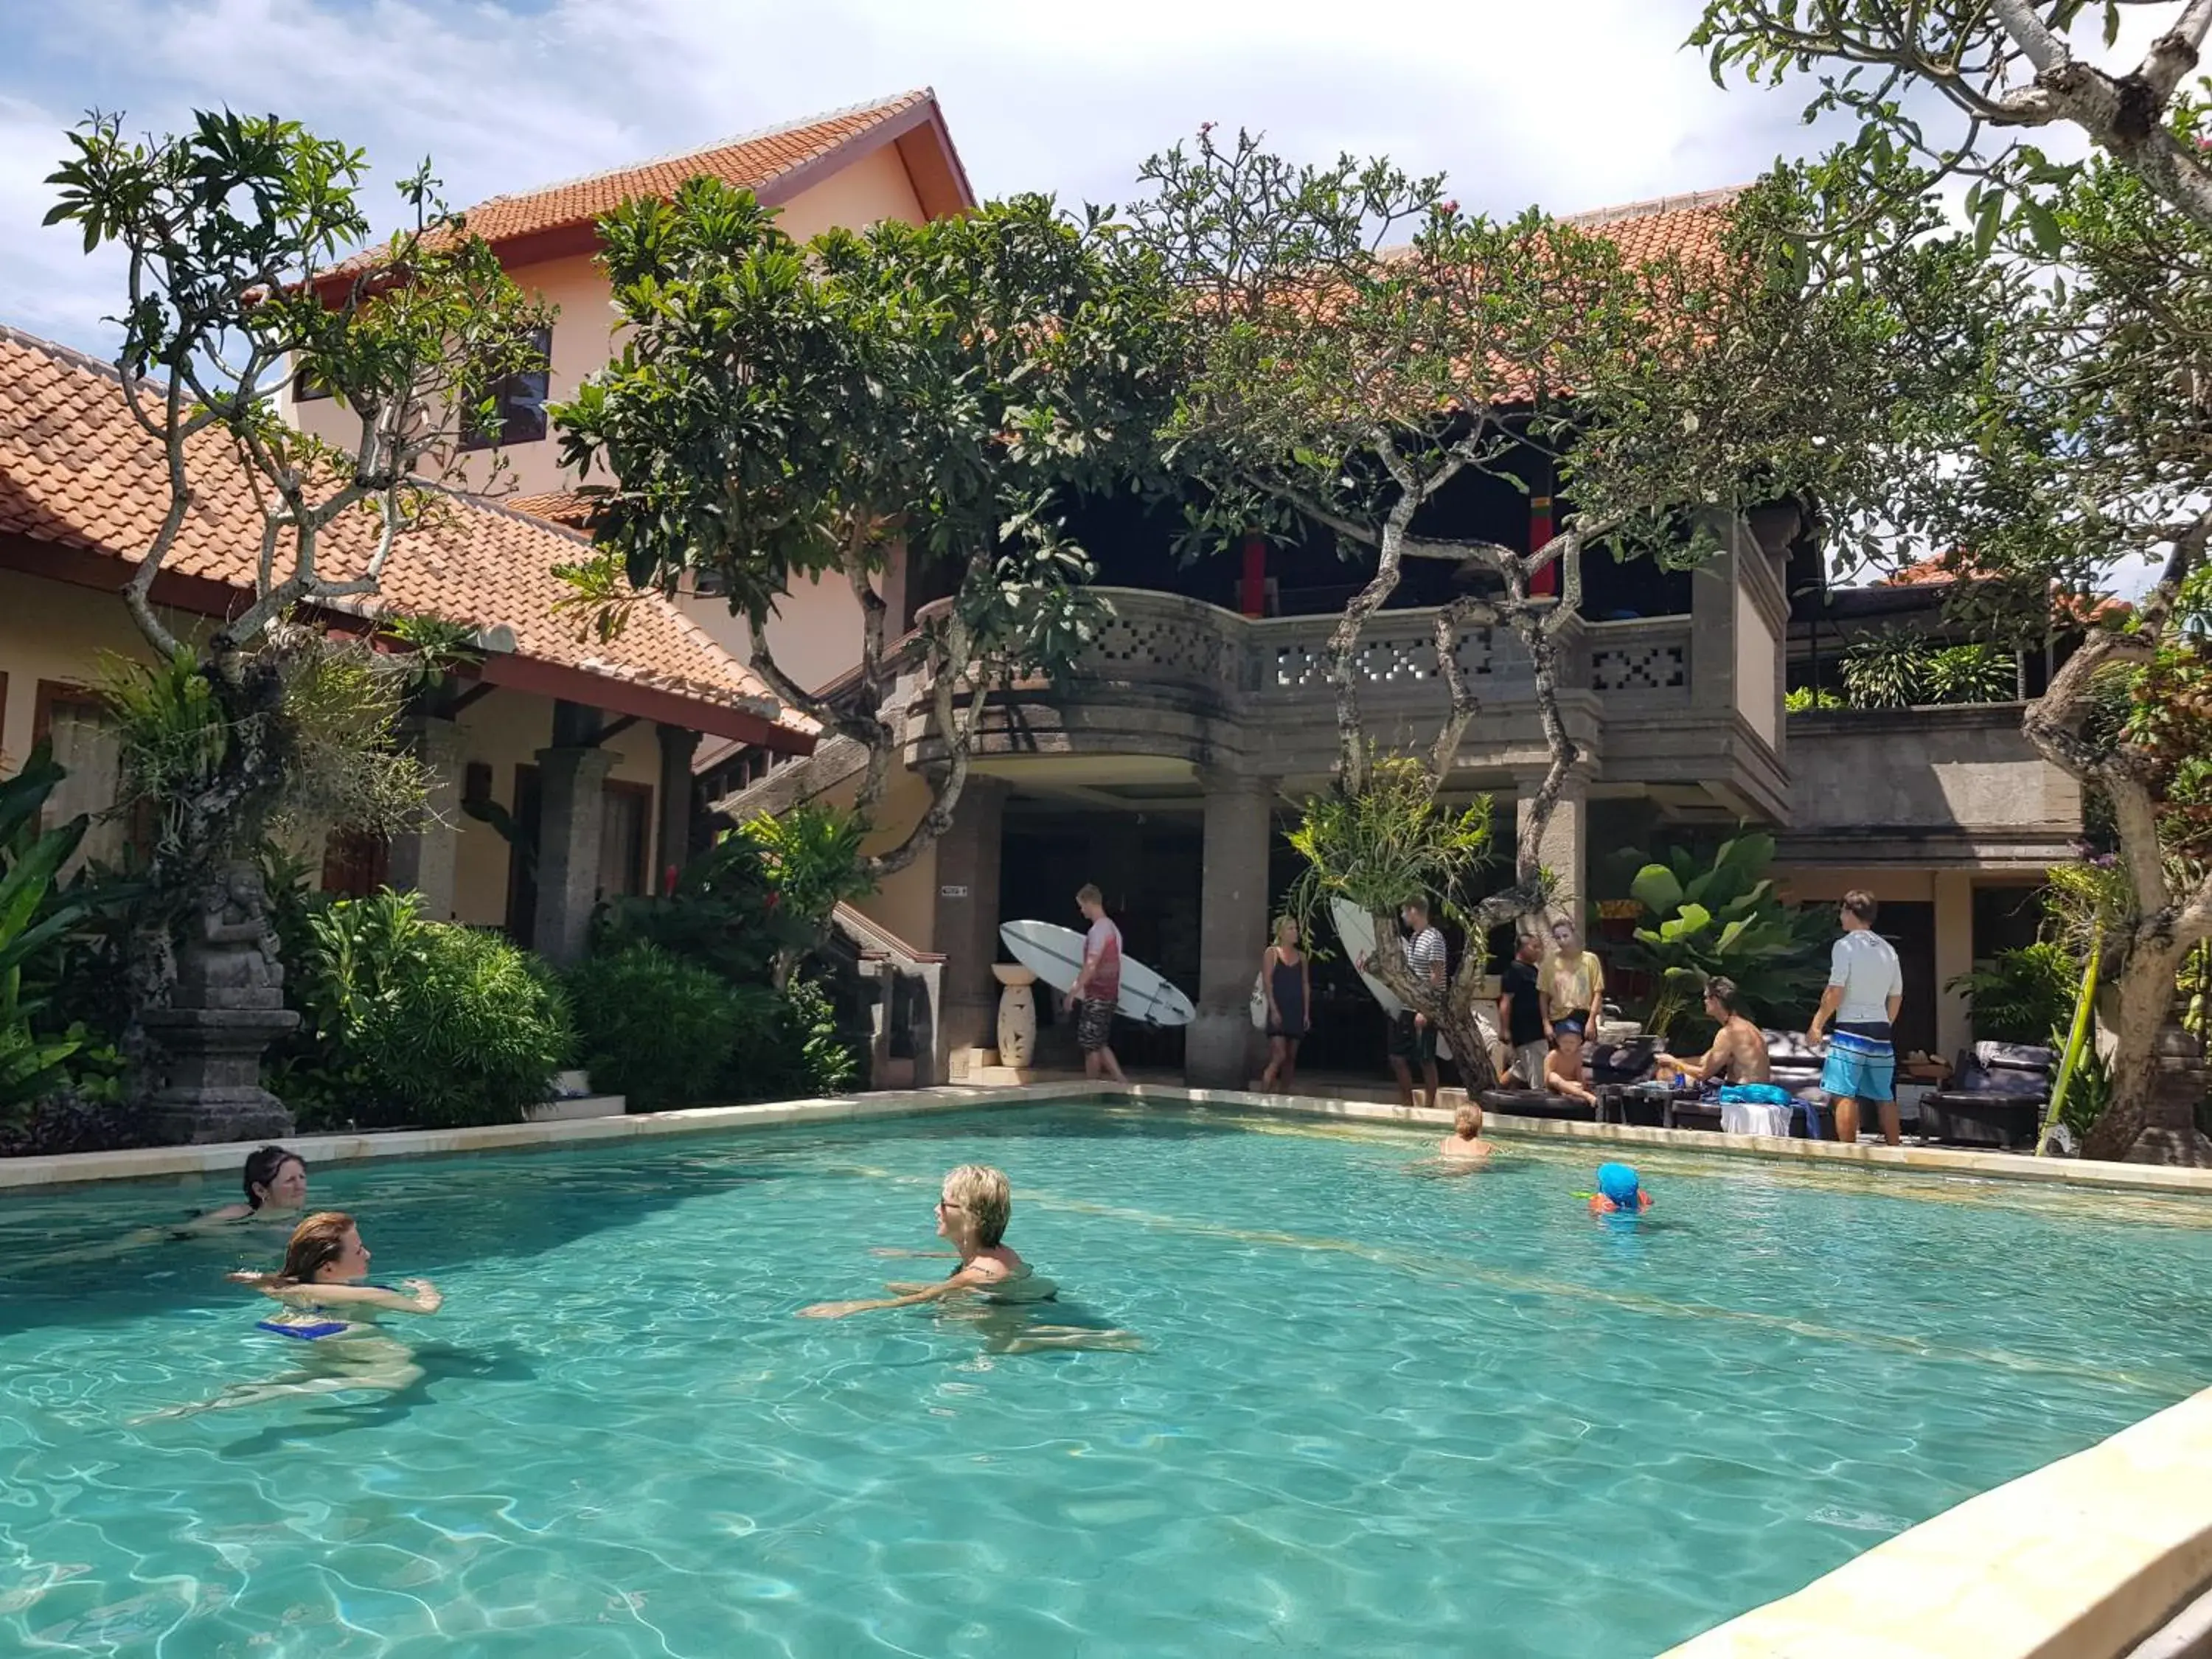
[1560,187,1743,266]
[0,324,811,742]
[324,93,936,280]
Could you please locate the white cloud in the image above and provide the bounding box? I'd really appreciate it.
[0,0,1817,357]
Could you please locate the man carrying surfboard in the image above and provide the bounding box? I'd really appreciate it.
[1070,884,1128,1085]
[1383,897,1447,1110]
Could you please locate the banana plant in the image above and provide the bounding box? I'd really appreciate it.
[0,744,92,1109]
[1617,832,1831,1036]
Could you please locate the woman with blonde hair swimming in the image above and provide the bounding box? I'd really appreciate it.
[145,1212,442,1419]
[802,1165,1136,1353]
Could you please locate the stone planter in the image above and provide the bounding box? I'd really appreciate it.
[993,963,1038,1070]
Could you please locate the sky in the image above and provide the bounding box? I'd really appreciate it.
[0,0,1831,357]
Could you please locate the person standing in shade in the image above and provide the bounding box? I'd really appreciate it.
[1498,932,1550,1088]
[1541,919,1605,1041]
[1806,889,1905,1145]
[1259,917,1310,1093]
[1382,898,1447,1110]
[1069,884,1127,1085]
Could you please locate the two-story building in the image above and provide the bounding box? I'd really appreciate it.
[709,192,2082,1090]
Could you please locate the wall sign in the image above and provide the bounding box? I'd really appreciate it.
[939,885,970,900]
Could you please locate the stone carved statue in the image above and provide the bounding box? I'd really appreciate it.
[143,859,299,1144]
[173,863,286,1011]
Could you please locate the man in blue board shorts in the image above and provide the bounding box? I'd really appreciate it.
[1806,889,1905,1145]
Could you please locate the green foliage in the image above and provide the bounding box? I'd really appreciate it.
[567,945,742,1111]
[1947,942,2076,1046]
[1283,754,1495,936]
[0,744,92,1116]
[274,889,573,1129]
[1785,686,1845,713]
[102,630,428,866]
[565,945,856,1109]
[1616,833,1830,1037]
[742,803,877,931]
[1839,636,2017,709]
[592,832,814,987]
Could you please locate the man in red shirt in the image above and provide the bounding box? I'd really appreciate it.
[1070,883,1127,1085]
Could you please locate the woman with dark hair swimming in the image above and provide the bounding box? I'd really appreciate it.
[177,1146,310,1231]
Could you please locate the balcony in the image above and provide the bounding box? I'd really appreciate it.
[905,587,1783,817]
[1780,703,2080,867]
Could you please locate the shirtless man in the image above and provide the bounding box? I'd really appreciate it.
[1669,978,1771,1085]
[1436,1102,1497,1163]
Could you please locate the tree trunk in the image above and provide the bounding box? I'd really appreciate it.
[2082,931,2200,1162]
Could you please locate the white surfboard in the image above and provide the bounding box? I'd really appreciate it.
[1329,898,1453,1060]
[999,920,1197,1029]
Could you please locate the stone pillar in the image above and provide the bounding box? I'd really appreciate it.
[1187,773,1274,1088]
[1933,871,1975,1064]
[532,743,616,967]
[386,716,462,921]
[933,776,1009,1068]
[1688,508,1742,720]
[1515,770,1589,932]
[654,723,700,897]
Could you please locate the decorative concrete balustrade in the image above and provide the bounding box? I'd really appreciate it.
[1061,588,1694,718]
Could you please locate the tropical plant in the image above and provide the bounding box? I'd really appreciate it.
[591,832,814,989]
[1840,634,1933,709]
[1839,637,2017,709]
[1785,686,1845,713]
[1615,833,1832,1037]
[567,944,742,1111]
[1925,643,2018,704]
[1947,942,2076,1046]
[274,889,573,1129]
[742,803,879,986]
[726,975,858,1101]
[0,745,93,1116]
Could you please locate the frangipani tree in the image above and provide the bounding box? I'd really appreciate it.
[1124,128,1972,1082]
[1693,0,2212,1161]
[46,111,550,1085]
[554,183,1177,881]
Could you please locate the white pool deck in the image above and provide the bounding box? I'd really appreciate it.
[6,1079,2212,1658]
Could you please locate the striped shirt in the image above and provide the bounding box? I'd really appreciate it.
[1403,925,1447,985]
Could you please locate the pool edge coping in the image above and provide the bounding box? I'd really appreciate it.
[1655,1382,2212,1659]
[9,1080,2212,1201]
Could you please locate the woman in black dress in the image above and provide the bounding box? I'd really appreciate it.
[1260,917,1311,1091]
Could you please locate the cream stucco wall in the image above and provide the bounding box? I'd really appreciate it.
[1734,584,1780,750]
[285,145,929,700]
[0,568,664,928]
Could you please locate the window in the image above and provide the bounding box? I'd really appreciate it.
[459,327,552,451]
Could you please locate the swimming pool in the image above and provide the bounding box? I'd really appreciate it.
[3,1101,2210,1658]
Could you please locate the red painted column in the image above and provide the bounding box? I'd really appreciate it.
[1239,534,1268,617]
[1529,493,1558,597]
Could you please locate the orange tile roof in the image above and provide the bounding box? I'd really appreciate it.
[321,93,947,283]
[0,324,813,745]
[505,489,597,531]
[1561,187,1742,265]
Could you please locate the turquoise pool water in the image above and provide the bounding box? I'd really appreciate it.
[4,1104,2212,1658]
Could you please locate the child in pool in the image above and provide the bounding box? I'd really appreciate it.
[1587,1162,1654,1217]
[801,1164,1054,1318]
[1435,1102,1497,1164]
